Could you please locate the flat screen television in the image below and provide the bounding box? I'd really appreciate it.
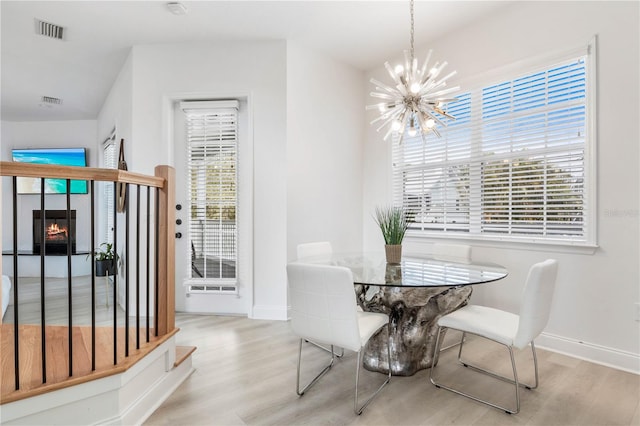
[12,148,88,194]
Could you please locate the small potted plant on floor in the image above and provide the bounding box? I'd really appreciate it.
[374,205,410,264]
[90,243,117,277]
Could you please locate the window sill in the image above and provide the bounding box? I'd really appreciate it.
[404,232,599,255]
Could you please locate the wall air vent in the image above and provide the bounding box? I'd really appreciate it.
[188,284,237,294]
[41,96,63,105]
[35,19,64,40]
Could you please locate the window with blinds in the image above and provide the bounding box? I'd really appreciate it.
[182,100,238,289]
[102,130,117,245]
[393,50,594,244]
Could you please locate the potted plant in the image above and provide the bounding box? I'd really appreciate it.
[90,243,118,277]
[374,205,410,264]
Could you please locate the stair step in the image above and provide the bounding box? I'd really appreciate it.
[174,346,196,367]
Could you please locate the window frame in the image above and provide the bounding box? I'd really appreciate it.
[392,40,598,249]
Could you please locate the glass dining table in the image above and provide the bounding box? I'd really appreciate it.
[296,253,508,376]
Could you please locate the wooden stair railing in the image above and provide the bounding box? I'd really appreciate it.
[0,161,176,402]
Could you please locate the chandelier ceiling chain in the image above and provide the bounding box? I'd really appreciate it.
[409,0,414,62]
[367,0,460,142]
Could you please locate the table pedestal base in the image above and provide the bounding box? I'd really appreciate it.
[357,285,472,376]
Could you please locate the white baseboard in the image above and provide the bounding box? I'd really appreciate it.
[537,332,640,375]
[250,304,288,320]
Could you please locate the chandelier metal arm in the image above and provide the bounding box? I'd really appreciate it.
[368,0,459,142]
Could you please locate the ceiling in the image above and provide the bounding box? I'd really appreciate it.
[1,1,509,122]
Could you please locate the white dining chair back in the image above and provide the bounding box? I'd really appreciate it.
[514,259,559,348]
[430,259,559,414]
[297,241,333,260]
[295,241,347,355]
[288,263,361,351]
[287,263,392,414]
[432,243,471,263]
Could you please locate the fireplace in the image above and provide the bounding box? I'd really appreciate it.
[33,210,77,254]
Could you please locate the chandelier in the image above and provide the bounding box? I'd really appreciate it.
[367,0,459,142]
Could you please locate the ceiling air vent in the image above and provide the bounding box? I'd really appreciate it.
[35,19,64,40]
[41,96,63,105]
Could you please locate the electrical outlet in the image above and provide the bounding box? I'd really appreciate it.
[635,303,640,322]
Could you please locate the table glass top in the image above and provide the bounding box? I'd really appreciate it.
[296,253,508,288]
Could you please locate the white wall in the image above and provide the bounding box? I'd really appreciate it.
[97,51,133,166]
[286,42,365,261]
[1,120,97,277]
[96,52,134,306]
[95,39,366,319]
[363,1,640,372]
[103,41,289,319]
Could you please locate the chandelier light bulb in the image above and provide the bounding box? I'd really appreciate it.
[366,0,460,143]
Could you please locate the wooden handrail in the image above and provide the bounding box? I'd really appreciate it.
[0,162,164,188]
[155,166,176,335]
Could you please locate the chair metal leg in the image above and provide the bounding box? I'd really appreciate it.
[530,341,539,390]
[296,338,335,396]
[430,326,538,414]
[306,340,345,358]
[438,327,466,352]
[354,323,392,415]
[458,336,538,390]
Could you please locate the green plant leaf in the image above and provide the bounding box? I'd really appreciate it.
[373,205,410,245]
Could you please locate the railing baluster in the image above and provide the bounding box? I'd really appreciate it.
[136,185,141,350]
[66,179,73,377]
[12,176,20,390]
[113,181,118,365]
[40,178,47,384]
[146,186,151,343]
[90,180,96,371]
[125,183,130,357]
[154,187,159,337]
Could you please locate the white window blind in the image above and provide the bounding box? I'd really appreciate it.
[182,100,238,287]
[393,50,593,244]
[102,130,117,245]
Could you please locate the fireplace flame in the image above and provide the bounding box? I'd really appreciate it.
[46,223,68,240]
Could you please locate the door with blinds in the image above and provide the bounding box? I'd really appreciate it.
[174,99,249,314]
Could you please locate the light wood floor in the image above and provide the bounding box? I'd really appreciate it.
[145,314,640,426]
[3,275,130,326]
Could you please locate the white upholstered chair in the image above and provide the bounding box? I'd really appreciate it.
[430,259,559,414]
[287,263,391,415]
[2,275,11,319]
[296,241,346,357]
[432,243,472,263]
